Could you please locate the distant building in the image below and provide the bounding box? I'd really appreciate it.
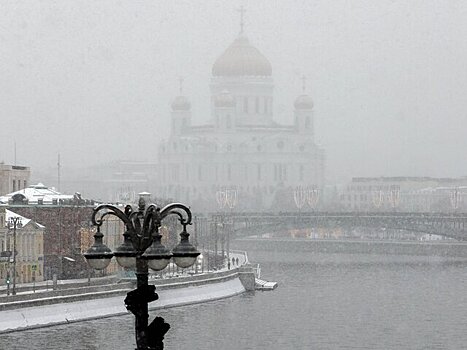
[79,211,125,276]
[0,208,45,286]
[339,176,467,212]
[157,28,325,211]
[0,164,30,195]
[0,182,76,205]
[1,183,96,279]
[56,161,158,203]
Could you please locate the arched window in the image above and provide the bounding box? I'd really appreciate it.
[226,115,231,129]
[305,116,311,128]
[243,97,248,114]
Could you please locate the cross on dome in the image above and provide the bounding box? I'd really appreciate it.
[178,77,184,95]
[237,5,246,35]
[295,74,313,110]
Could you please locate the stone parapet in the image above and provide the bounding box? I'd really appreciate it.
[237,264,256,291]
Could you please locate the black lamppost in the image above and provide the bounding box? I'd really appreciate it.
[83,197,199,350]
[7,216,22,296]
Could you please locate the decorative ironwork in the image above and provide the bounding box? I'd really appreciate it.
[83,196,199,349]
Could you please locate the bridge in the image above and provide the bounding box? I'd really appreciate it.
[194,212,467,241]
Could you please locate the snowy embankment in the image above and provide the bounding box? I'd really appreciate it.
[0,272,246,334]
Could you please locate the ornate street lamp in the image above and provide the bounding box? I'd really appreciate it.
[83,196,199,349]
[7,216,22,296]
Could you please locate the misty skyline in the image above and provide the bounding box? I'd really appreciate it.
[1,0,466,185]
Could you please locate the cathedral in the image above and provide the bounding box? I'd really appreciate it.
[157,25,325,212]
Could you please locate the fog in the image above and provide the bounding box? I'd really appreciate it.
[1,0,467,184]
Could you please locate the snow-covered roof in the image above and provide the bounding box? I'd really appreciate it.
[5,209,45,228]
[0,183,74,205]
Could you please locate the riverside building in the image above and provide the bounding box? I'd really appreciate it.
[0,183,96,280]
[157,28,325,212]
[0,209,45,286]
[339,176,467,212]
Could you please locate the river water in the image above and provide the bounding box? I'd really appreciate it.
[2,239,467,350]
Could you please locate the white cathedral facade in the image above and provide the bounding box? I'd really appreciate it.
[157,32,325,212]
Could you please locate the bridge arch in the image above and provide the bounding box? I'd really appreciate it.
[200,212,467,242]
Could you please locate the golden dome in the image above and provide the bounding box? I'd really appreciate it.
[294,94,314,110]
[171,95,191,111]
[212,36,272,77]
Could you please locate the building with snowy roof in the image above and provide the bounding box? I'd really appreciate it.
[0,183,93,206]
[1,183,97,280]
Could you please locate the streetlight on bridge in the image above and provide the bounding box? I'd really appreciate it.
[388,186,401,210]
[450,187,463,211]
[215,189,237,270]
[307,187,320,210]
[372,190,384,209]
[293,186,307,213]
[294,186,320,212]
[83,196,199,350]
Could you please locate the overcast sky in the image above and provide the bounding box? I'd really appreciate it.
[1,0,466,184]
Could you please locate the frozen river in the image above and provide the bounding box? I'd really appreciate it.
[2,239,467,349]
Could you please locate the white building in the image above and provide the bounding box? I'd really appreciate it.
[339,176,467,212]
[157,30,325,212]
